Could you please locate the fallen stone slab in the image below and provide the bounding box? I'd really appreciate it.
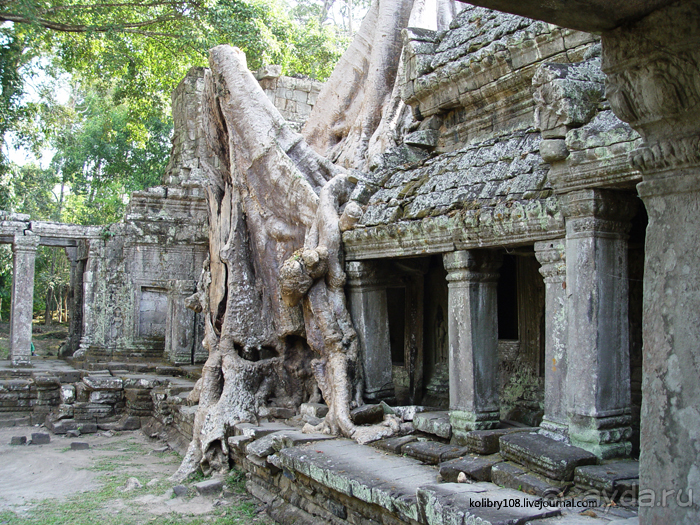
[234,421,295,439]
[10,436,26,445]
[439,454,502,482]
[371,435,418,454]
[574,461,639,497]
[384,405,437,422]
[460,426,539,454]
[70,442,90,450]
[402,441,469,465]
[416,483,560,525]
[500,432,598,481]
[413,411,451,439]
[246,429,335,458]
[30,432,50,445]
[351,404,384,425]
[491,461,563,498]
[194,479,223,496]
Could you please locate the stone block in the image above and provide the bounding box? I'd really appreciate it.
[89,390,124,404]
[173,485,188,497]
[60,385,76,404]
[10,436,27,445]
[500,432,598,481]
[574,461,639,496]
[71,442,90,450]
[413,411,452,439]
[267,406,295,419]
[460,426,539,454]
[350,404,384,426]
[402,441,469,465]
[194,479,223,496]
[386,405,434,422]
[30,432,50,445]
[83,376,123,391]
[299,403,328,418]
[370,435,418,454]
[490,462,563,498]
[54,403,74,420]
[439,454,502,482]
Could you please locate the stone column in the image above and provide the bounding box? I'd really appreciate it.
[346,261,394,401]
[10,232,39,367]
[602,3,700,520]
[534,239,569,441]
[443,250,502,442]
[76,239,101,358]
[165,279,196,365]
[561,189,637,458]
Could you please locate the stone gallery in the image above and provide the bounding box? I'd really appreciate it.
[1,0,699,524]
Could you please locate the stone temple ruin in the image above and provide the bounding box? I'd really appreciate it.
[2,0,700,524]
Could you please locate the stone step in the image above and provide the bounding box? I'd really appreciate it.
[574,461,639,498]
[491,461,564,498]
[439,453,502,482]
[413,411,451,439]
[500,432,599,481]
[276,438,560,525]
[460,426,539,454]
[402,440,469,465]
[0,411,32,427]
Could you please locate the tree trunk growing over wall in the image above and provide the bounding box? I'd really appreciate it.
[175,0,464,481]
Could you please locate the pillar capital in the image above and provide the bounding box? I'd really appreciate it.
[534,240,566,283]
[602,1,700,181]
[443,250,502,283]
[560,189,637,238]
[12,232,39,252]
[345,260,384,290]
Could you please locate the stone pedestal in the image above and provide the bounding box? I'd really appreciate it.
[602,3,700,519]
[443,250,502,442]
[10,233,39,367]
[346,261,394,401]
[561,189,636,458]
[534,239,569,441]
[165,280,196,365]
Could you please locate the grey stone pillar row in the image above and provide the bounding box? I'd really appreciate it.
[345,261,394,401]
[442,249,502,443]
[602,4,700,520]
[561,189,637,458]
[534,240,569,442]
[10,232,39,367]
[165,279,196,365]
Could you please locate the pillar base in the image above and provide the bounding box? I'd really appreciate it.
[450,409,499,442]
[569,413,632,459]
[538,418,569,443]
[10,356,32,368]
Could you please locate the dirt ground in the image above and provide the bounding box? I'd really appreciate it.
[0,426,275,525]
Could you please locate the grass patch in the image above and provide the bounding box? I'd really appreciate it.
[0,460,266,524]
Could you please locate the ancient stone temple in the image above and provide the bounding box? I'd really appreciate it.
[2,1,698,524]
